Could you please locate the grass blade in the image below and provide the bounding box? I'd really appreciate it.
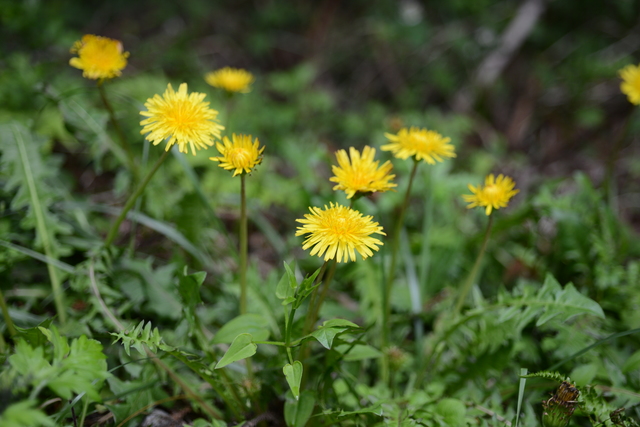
[11,123,67,324]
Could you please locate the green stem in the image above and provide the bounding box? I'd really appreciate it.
[0,288,17,337]
[454,214,494,314]
[104,149,170,247]
[97,81,138,180]
[240,174,248,315]
[309,259,337,328]
[301,261,329,339]
[382,159,419,382]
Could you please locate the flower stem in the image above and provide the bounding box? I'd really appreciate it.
[381,159,419,382]
[104,149,170,247]
[240,174,248,315]
[97,81,138,180]
[0,287,17,337]
[454,214,494,314]
[309,259,337,328]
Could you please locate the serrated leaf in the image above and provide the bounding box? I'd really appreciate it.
[535,276,604,326]
[212,314,270,344]
[283,361,303,400]
[215,333,257,369]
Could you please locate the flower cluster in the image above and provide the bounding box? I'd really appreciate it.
[69,34,129,80]
[382,127,456,164]
[205,67,255,93]
[462,174,519,216]
[210,134,264,176]
[296,203,385,263]
[330,146,396,199]
[140,83,224,156]
[619,63,640,105]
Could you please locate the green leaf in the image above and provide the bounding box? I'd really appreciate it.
[0,400,54,427]
[310,319,360,349]
[284,390,315,427]
[435,398,466,426]
[211,314,270,344]
[535,275,605,326]
[623,350,640,373]
[214,333,257,369]
[276,264,296,303]
[283,361,303,400]
[179,270,205,307]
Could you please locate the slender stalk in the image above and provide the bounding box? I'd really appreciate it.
[0,288,17,337]
[381,159,419,382]
[309,259,337,328]
[454,214,494,314]
[13,124,66,324]
[301,261,329,338]
[104,149,170,247]
[240,174,248,314]
[97,81,137,180]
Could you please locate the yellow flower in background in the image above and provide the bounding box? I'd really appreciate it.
[69,34,129,80]
[210,134,264,176]
[330,146,396,199]
[619,64,640,105]
[205,67,255,93]
[296,203,385,263]
[382,127,456,164]
[140,83,223,155]
[463,174,519,216]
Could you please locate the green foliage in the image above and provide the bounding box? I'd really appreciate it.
[110,321,175,357]
[6,326,109,402]
[2,2,640,426]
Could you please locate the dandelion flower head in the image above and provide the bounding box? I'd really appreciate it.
[330,146,397,199]
[205,67,254,93]
[382,127,456,164]
[462,174,519,216]
[140,83,224,156]
[619,64,640,105]
[210,134,264,176]
[296,203,385,263]
[69,34,129,80]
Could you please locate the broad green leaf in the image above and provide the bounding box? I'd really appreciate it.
[215,333,257,369]
[284,390,315,427]
[435,398,466,426]
[283,361,303,400]
[0,400,54,427]
[212,314,270,344]
[310,319,360,349]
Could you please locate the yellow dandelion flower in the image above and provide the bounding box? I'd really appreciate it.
[462,174,519,216]
[205,67,254,93]
[295,203,385,263]
[210,134,264,176]
[619,64,640,105]
[330,146,397,199]
[382,127,456,164]
[140,83,224,156]
[69,34,129,80]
